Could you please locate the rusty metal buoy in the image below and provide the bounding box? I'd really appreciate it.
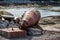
[19,9,41,30]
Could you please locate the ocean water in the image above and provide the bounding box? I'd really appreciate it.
[0,8,60,18]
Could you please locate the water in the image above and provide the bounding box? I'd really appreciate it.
[50,7,60,10]
[1,8,60,18]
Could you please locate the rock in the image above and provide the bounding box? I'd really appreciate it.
[40,20,56,25]
[0,11,13,16]
[0,20,9,28]
[1,15,14,21]
[27,28,43,36]
[39,16,60,25]
[9,21,18,28]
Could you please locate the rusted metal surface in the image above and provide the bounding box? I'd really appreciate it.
[0,28,27,38]
[19,9,41,29]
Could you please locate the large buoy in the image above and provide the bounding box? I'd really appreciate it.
[19,9,41,29]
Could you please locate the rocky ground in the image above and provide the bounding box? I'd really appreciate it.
[0,16,60,40]
[40,16,60,31]
[39,16,60,40]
